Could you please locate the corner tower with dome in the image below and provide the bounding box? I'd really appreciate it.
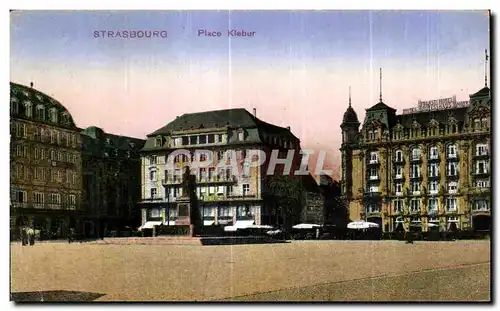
[340,69,491,234]
[10,82,83,239]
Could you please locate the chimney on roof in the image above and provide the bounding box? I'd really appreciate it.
[287,126,290,131]
[30,82,33,88]
[253,108,257,117]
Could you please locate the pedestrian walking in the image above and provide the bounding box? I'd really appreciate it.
[21,227,27,246]
[68,228,74,243]
[27,227,35,246]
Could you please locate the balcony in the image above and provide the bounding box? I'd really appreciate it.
[411,190,421,196]
[162,177,183,185]
[428,155,440,162]
[446,154,459,161]
[196,175,237,184]
[473,170,490,178]
[393,157,405,164]
[200,193,258,202]
[445,208,457,214]
[368,175,380,181]
[473,151,490,159]
[410,155,421,163]
[367,159,380,166]
[446,172,459,180]
[394,174,405,181]
[142,196,163,202]
[410,174,422,181]
[409,208,421,214]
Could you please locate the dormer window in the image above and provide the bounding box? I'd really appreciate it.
[11,98,19,114]
[61,113,70,124]
[237,129,245,141]
[368,130,376,140]
[106,138,111,145]
[155,136,163,147]
[24,101,33,118]
[36,105,45,120]
[49,108,58,123]
[480,118,488,129]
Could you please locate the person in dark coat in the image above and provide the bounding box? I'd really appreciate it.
[68,228,74,243]
[21,227,27,246]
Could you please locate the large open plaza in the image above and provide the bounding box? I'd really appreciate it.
[10,240,491,302]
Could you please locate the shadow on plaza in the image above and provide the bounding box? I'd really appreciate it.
[200,236,289,246]
[11,290,106,302]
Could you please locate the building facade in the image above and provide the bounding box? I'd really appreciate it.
[139,108,302,230]
[340,86,491,233]
[81,126,145,238]
[10,82,83,239]
[301,174,344,226]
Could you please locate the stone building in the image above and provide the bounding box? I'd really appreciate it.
[138,108,302,230]
[80,126,145,238]
[301,174,344,225]
[10,82,82,239]
[340,84,491,233]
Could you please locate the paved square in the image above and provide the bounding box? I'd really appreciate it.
[10,240,491,301]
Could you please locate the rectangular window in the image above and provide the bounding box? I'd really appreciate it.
[429,147,439,159]
[369,168,378,180]
[428,198,438,212]
[395,182,402,194]
[394,200,403,213]
[447,182,458,194]
[429,180,439,194]
[207,134,215,144]
[410,199,420,212]
[476,144,489,156]
[395,166,403,178]
[69,195,76,205]
[218,206,232,217]
[150,188,157,199]
[16,190,27,203]
[242,184,250,196]
[447,162,458,176]
[33,192,44,204]
[218,134,224,143]
[395,150,403,162]
[476,160,488,174]
[189,136,198,145]
[227,185,233,196]
[150,155,157,165]
[410,164,421,178]
[411,181,420,193]
[446,198,457,212]
[182,136,189,145]
[199,135,207,144]
[428,163,439,177]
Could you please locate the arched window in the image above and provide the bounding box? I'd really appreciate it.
[410,147,420,161]
[369,151,379,164]
[24,101,32,117]
[475,142,489,156]
[394,149,403,162]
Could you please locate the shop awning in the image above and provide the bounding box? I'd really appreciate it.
[204,220,215,226]
[347,221,380,230]
[224,220,255,232]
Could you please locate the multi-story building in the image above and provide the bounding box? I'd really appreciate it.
[340,85,491,233]
[10,82,83,239]
[139,108,302,230]
[80,126,145,238]
[301,174,343,226]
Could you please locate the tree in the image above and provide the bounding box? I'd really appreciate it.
[263,175,303,228]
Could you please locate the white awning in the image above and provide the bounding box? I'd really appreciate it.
[139,221,162,230]
[247,225,273,229]
[292,223,322,229]
[224,220,255,232]
[427,223,439,227]
[347,221,380,230]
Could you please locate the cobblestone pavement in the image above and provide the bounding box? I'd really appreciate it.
[10,240,491,302]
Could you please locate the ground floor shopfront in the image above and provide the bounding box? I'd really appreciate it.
[138,200,272,230]
[10,209,82,240]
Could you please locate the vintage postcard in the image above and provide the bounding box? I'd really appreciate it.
[9,9,491,302]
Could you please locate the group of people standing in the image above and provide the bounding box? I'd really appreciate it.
[20,227,35,246]
[19,227,76,245]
